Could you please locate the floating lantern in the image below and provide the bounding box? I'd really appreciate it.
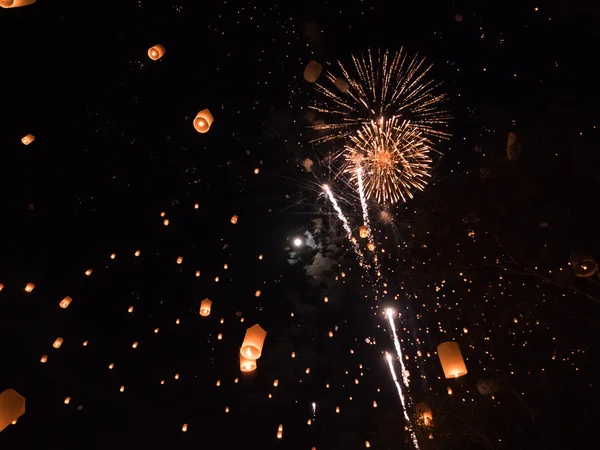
[85,269,93,276]
[217,333,223,340]
[194,203,199,209]
[119,386,125,392]
[108,363,114,370]
[416,402,432,425]
[303,60,323,83]
[334,77,350,92]
[195,270,200,277]
[193,108,214,133]
[110,253,116,259]
[230,215,238,224]
[570,253,598,278]
[177,256,183,264]
[258,254,263,260]
[82,340,88,347]
[277,424,283,439]
[132,342,138,349]
[216,380,221,386]
[134,250,140,257]
[223,263,228,270]
[53,338,63,349]
[359,226,368,238]
[64,397,70,404]
[40,355,48,363]
[24,283,35,292]
[148,44,166,60]
[128,306,134,313]
[273,379,279,387]
[0,284,3,291]
[1,0,37,8]
[200,298,212,317]
[21,133,35,145]
[59,296,72,309]
[367,242,375,251]
[255,290,261,297]
[240,352,257,372]
[240,324,267,360]
[163,219,169,226]
[437,341,468,378]
[182,423,188,432]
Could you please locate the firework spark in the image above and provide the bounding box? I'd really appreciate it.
[346,116,432,205]
[310,48,450,145]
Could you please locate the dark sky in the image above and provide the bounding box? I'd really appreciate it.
[1,1,599,449]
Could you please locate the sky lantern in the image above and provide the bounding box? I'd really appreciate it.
[177,256,183,264]
[276,424,283,439]
[416,402,432,425]
[128,306,134,313]
[303,60,323,83]
[367,242,375,251]
[195,270,201,277]
[40,355,48,363]
[334,77,350,92]
[200,298,212,316]
[63,397,70,404]
[255,290,261,297]
[59,296,72,309]
[240,352,257,372]
[21,134,35,145]
[193,108,214,133]
[132,341,138,349]
[110,253,116,259]
[230,215,238,224]
[85,269,93,276]
[182,423,188,432]
[359,226,368,238]
[24,283,35,292]
[240,324,267,360]
[163,219,169,226]
[134,250,140,257]
[1,0,36,7]
[148,44,166,60]
[0,284,3,291]
[437,341,468,378]
[53,338,63,349]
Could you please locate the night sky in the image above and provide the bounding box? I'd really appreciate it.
[1,1,599,449]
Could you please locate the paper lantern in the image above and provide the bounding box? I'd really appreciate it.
[276,424,283,439]
[0,284,3,291]
[359,225,368,239]
[1,0,36,7]
[134,250,140,257]
[21,134,35,145]
[148,44,166,60]
[193,109,214,133]
[303,60,323,83]
[128,306,134,313]
[334,77,350,92]
[240,324,267,360]
[59,296,72,309]
[570,253,598,278]
[40,355,48,363]
[85,269,93,276]
[53,338,63,349]
[416,402,432,425]
[63,397,70,404]
[24,283,35,292]
[132,342,138,348]
[177,256,183,264]
[437,341,468,378]
[195,270,201,277]
[230,215,238,224]
[240,352,257,372]
[163,219,169,226]
[0,389,25,431]
[255,290,261,297]
[200,298,212,317]
[182,423,188,432]
[273,379,279,387]
[110,253,116,259]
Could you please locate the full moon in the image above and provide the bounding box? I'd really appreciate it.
[293,238,303,247]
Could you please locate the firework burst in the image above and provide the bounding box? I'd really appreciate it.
[344,117,432,205]
[310,48,450,145]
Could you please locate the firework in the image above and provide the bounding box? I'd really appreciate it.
[344,116,432,205]
[310,48,450,145]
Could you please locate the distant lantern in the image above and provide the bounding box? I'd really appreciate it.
[128,306,134,313]
[163,219,169,226]
[108,363,114,370]
[85,269,93,276]
[0,284,3,291]
[64,397,70,404]
[110,253,116,259]
[217,333,223,340]
[53,338,63,349]
[200,298,212,317]
[230,215,238,224]
[194,203,199,209]
[182,423,188,432]
[177,256,183,264]
[59,296,72,309]
[273,379,279,387]
[195,270,201,277]
[24,283,35,292]
[570,253,598,278]
[240,324,267,360]
[303,60,323,83]
[119,386,125,392]
[258,254,263,260]
[255,290,261,297]
[216,380,221,386]
[223,263,228,269]
[134,250,140,257]
[367,242,375,251]
[240,352,257,372]
[82,340,88,347]
[359,226,368,239]
[148,44,166,60]
[21,134,35,145]
[416,402,433,426]
[160,212,166,217]
[437,341,468,378]
[1,0,37,8]
[40,355,48,363]
[277,424,283,439]
[132,342,138,349]
[334,77,350,92]
[193,108,214,133]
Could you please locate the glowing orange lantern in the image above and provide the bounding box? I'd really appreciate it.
[182,423,188,432]
[240,352,257,372]
[335,77,350,92]
[85,269,93,276]
[134,250,140,257]
[110,253,116,259]
[303,60,323,83]
[24,283,35,292]
[1,0,36,7]
[53,338,63,348]
[200,298,212,317]
[230,215,238,224]
[416,402,432,425]
[240,324,267,360]
[195,270,200,277]
[63,397,70,404]
[255,290,261,297]
[277,424,283,439]
[21,133,35,145]
[437,341,468,378]
[177,256,183,264]
[0,284,3,291]
[359,226,368,239]
[367,242,375,251]
[0,389,25,431]
[193,109,214,133]
[148,44,166,60]
[40,355,48,363]
[59,296,72,309]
